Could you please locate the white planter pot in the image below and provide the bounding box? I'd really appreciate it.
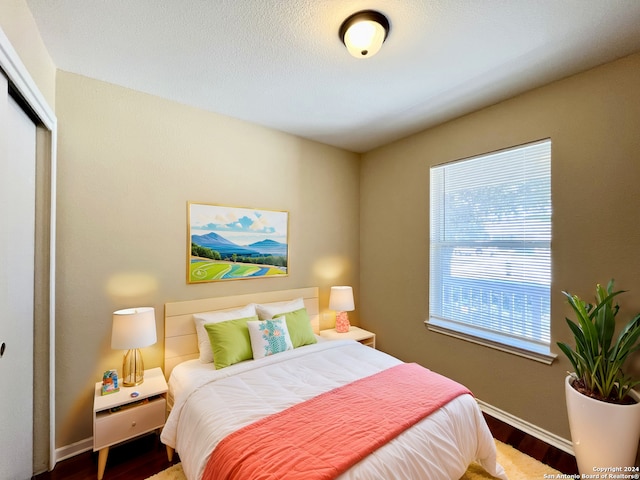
[565,375,640,474]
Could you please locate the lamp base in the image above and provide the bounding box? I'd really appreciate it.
[122,348,145,387]
[335,311,351,333]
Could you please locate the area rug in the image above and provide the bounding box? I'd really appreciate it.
[461,440,563,479]
[146,440,563,480]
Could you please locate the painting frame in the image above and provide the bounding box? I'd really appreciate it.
[187,202,289,283]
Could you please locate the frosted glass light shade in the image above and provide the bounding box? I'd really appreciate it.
[340,10,390,59]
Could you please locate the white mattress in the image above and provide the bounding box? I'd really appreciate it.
[161,340,507,480]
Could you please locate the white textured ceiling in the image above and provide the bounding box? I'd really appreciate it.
[25,0,640,153]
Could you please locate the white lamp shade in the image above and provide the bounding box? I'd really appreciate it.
[111,307,157,349]
[329,286,355,312]
[344,20,386,58]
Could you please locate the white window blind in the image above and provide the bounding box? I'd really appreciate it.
[428,140,552,361]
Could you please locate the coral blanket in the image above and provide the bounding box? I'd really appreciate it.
[203,362,472,480]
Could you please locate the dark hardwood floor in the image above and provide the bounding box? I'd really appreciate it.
[483,413,578,475]
[33,414,577,479]
[32,435,180,480]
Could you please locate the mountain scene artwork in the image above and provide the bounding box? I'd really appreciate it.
[188,203,289,283]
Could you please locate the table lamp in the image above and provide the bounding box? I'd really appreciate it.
[111,307,157,386]
[329,286,355,333]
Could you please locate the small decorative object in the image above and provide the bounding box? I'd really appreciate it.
[557,280,640,473]
[101,370,119,396]
[188,202,289,283]
[111,307,157,386]
[330,286,355,333]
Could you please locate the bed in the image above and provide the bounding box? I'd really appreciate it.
[160,287,507,480]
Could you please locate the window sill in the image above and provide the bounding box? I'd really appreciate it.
[424,319,557,365]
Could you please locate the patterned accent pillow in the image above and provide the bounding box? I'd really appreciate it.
[247,318,294,359]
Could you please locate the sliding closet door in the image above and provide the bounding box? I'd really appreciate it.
[0,73,36,479]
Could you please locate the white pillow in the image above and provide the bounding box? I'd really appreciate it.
[247,318,294,359]
[193,304,257,363]
[255,298,305,320]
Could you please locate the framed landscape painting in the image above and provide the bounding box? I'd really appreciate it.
[188,202,289,283]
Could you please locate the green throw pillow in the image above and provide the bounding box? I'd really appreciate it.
[204,315,258,369]
[274,308,317,348]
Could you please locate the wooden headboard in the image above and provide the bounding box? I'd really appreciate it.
[163,287,320,378]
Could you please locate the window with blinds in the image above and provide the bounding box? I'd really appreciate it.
[427,139,553,362]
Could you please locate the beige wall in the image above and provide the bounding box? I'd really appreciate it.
[360,52,640,440]
[0,0,55,108]
[54,71,360,447]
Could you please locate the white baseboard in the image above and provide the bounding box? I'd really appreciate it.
[55,436,93,464]
[477,399,574,455]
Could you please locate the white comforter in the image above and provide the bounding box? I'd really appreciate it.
[161,340,507,480]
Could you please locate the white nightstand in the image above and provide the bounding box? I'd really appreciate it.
[319,326,376,348]
[93,367,168,480]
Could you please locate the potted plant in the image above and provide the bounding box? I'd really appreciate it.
[557,280,640,473]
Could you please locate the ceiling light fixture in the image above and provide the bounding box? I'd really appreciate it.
[339,10,390,59]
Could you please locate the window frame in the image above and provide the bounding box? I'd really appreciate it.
[426,139,556,365]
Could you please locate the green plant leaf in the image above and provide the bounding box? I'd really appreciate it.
[565,318,587,351]
[612,315,640,365]
[591,283,624,355]
[557,341,581,375]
